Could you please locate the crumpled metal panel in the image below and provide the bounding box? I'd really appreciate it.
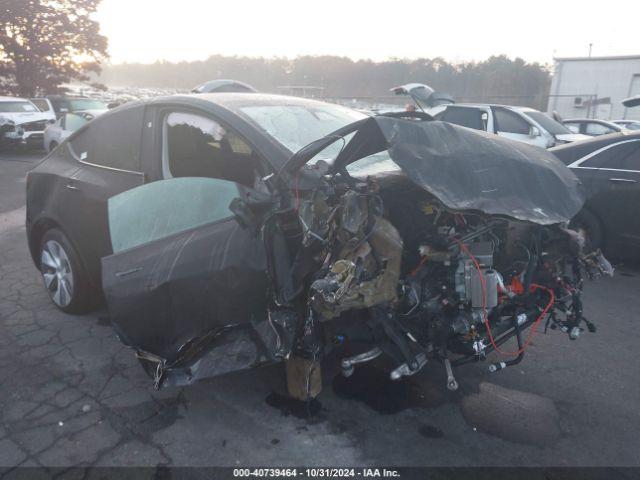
[326,117,586,225]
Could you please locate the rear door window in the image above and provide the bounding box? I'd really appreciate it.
[581,141,640,170]
[69,107,144,171]
[564,122,581,134]
[585,122,616,136]
[439,107,487,131]
[494,108,530,135]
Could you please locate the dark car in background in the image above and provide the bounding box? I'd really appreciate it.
[551,132,640,258]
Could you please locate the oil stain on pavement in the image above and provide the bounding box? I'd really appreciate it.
[331,364,447,414]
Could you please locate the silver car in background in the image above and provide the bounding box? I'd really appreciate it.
[44,109,106,152]
[563,118,630,136]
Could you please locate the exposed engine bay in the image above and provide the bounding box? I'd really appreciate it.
[264,173,612,399]
[258,114,613,400]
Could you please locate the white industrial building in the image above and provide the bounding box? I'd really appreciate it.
[547,55,640,121]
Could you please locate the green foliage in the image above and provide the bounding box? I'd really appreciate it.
[101,54,551,108]
[0,0,108,96]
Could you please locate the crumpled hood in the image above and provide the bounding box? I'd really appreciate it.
[0,111,51,127]
[289,116,585,225]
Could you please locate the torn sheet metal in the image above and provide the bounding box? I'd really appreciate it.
[290,116,585,225]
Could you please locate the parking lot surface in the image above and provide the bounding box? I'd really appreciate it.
[1,151,639,469]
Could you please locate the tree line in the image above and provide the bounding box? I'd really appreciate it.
[0,0,551,109]
[99,54,552,108]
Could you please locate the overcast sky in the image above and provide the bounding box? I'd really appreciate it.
[96,0,639,65]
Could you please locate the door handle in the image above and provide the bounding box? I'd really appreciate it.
[609,178,638,184]
[65,181,81,191]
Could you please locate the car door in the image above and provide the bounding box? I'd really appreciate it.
[571,139,640,252]
[101,177,272,388]
[493,107,543,146]
[64,106,147,284]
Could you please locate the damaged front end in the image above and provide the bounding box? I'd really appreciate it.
[262,114,613,399]
[103,113,612,398]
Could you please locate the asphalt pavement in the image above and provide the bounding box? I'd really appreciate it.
[1,150,639,470]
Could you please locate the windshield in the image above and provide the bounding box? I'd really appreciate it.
[240,104,366,156]
[242,103,401,175]
[0,101,39,113]
[68,99,107,111]
[522,110,572,135]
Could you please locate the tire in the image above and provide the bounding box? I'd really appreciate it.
[570,209,604,252]
[39,228,95,314]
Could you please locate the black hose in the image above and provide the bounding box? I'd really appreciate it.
[502,317,525,368]
[451,309,538,367]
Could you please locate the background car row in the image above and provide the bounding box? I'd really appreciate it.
[0,95,108,150]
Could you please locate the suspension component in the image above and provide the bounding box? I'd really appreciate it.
[340,347,383,377]
[444,358,458,391]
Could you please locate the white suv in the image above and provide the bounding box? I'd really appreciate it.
[432,104,589,148]
[0,96,54,148]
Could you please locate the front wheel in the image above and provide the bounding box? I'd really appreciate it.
[39,228,95,313]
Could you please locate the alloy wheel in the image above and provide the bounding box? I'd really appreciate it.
[41,239,74,307]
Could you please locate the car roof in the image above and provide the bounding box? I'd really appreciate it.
[564,118,617,124]
[0,96,30,102]
[443,103,538,112]
[550,130,640,164]
[162,92,344,110]
[91,93,351,172]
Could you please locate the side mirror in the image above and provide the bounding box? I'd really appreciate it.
[529,126,541,137]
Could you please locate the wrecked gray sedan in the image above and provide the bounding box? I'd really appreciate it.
[98,102,612,400]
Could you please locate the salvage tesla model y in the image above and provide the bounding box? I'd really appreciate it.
[26,94,612,397]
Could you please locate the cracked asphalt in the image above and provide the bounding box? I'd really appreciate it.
[1,151,639,470]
